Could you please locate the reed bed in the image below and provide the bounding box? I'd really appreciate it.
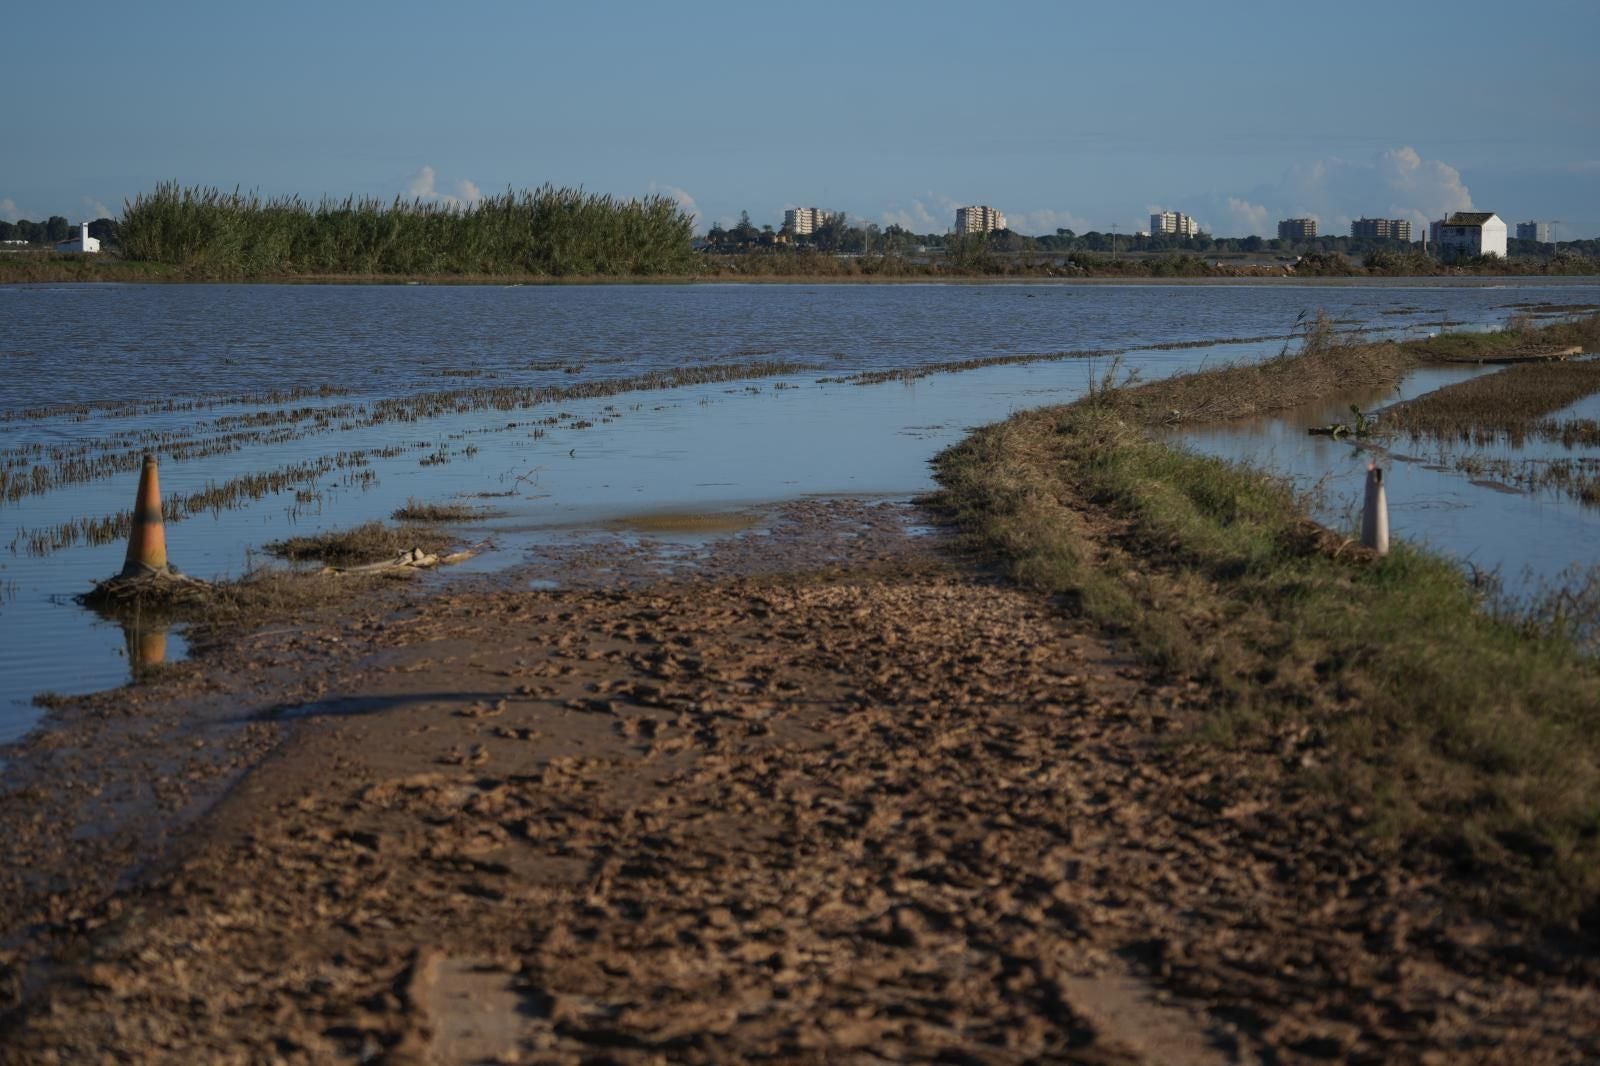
[1382,360,1600,447]
[118,182,699,277]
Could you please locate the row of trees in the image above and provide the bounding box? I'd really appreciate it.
[0,217,118,245]
[116,182,699,276]
[702,210,1600,264]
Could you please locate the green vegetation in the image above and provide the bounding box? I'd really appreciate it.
[116,182,698,277]
[1396,313,1600,362]
[701,208,1600,278]
[5,192,1598,283]
[931,319,1600,923]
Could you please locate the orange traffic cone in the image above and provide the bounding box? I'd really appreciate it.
[120,454,169,578]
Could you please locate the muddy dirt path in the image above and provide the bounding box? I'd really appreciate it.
[1,501,1596,1063]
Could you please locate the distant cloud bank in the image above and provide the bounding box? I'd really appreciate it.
[406,166,483,209]
[1194,145,1476,237]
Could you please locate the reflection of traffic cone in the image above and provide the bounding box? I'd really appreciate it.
[120,454,169,578]
[1362,462,1389,556]
[126,622,168,668]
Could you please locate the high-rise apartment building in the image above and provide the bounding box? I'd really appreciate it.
[1277,218,1317,241]
[783,207,833,236]
[1516,221,1552,242]
[1149,210,1199,237]
[1350,218,1413,241]
[954,205,1008,233]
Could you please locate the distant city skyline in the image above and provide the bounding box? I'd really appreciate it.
[2,1,1596,239]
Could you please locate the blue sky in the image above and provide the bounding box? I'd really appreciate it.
[3,0,1597,238]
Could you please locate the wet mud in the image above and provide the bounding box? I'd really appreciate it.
[1,500,1597,1063]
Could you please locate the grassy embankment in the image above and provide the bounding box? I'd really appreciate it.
[932,315,1600,924]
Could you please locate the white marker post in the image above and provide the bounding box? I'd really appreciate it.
[1362,463,1390,556]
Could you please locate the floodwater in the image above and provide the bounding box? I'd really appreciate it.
[1176,364,1600,597]
[3,280,1599,745]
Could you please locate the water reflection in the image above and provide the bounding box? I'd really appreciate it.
[122,615,170,672]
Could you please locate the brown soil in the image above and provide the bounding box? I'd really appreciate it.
[1,500,1597,1063]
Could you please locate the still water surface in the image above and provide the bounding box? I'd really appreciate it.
[3,281,1598,745]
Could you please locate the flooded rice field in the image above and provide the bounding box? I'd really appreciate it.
[1176,362,1600,608]
[3,280,1599,744]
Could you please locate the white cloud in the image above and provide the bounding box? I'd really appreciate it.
[1003,207,1096,236]
[885,193,1028,234]
[1199,145,1476,237]
[1225,197,1269,236]
[406,166,483,209]
[81,196,114,220]
[651,183,701,232]
[881,199,943,232]
[1375,146,1472,230]
[0,198,18,222]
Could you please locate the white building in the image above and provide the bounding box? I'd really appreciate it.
[1430,212,1507,259]
[1149,210,1199,237]
[954,205,1007,234]
[1516,220,1552,243]
[783,207,833,236]
[54,222,101,254]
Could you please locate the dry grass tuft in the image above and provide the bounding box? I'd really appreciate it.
[263,521,454,566]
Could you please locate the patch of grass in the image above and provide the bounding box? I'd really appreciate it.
[262,521,453,565]
[931,326,1600,924]
[1397,312,1600,363]
[1102,313,1600,430]
[1382,359,1600,446]
[1103,312,1410,427]
[390,499,498,523]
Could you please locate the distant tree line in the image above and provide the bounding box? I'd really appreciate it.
[115,182,699,276]
[702,211,1600,266]
[0,217,118,245]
